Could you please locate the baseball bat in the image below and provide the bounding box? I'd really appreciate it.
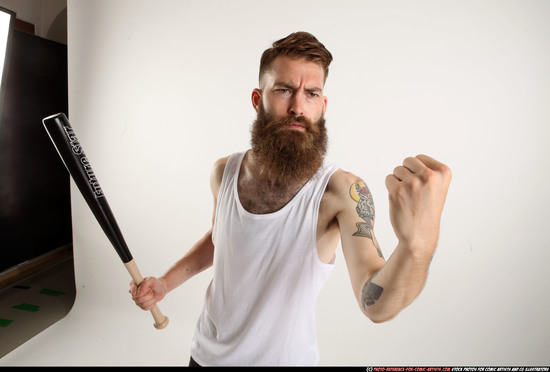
[42,112,169,330]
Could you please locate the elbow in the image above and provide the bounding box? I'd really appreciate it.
[363,307,400,324]
[368,313,396,324]
[367,314,397,324]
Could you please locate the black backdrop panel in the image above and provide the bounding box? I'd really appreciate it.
[0,30,71,272]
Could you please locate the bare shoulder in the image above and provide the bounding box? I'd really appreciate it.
[210,156,230,197]
[326,169,363,201]
[211,156,230,176]
[320,169,363,218]
[324,168,377,220]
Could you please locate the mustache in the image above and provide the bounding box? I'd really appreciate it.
[264,113,319,134]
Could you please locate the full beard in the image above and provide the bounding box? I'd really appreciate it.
[250,105,328,185]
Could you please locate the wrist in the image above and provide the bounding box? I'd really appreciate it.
[396,238,437,262]
[158,275,172,294]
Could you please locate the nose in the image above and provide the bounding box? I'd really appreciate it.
[288,93,304,116]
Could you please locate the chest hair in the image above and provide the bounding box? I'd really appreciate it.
[238,175,306,214]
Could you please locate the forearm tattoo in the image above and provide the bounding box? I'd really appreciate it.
[362,273,384,308]
[349,180,383,258]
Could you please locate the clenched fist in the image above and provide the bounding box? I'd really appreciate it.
[385,154,452,252]
[129,276,168,311]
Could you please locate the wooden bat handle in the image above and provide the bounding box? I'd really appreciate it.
[124,259,169,330]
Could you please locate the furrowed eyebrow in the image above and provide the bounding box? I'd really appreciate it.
[274,82,297,90]
[306,87,323,94]
[273,82,323,93]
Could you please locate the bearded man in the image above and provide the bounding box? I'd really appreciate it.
[130,32,452,366]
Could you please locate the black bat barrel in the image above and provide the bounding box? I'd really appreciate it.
[42,113,133,263]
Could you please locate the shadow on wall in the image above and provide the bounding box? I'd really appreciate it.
[47,7,66,45]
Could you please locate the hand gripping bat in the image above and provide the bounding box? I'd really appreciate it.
[42,113,169,330]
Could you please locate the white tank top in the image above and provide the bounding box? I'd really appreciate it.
[190,151,338,366]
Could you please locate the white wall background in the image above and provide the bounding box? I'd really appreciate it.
[2,0,549,366]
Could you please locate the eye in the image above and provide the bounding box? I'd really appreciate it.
[308,92,319,98]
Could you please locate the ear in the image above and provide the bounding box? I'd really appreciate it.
[322,96,328,115]
[251,89,262,113]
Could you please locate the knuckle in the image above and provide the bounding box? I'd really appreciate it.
[403,156,416,166]
[423,168,435,180]
[405,177,423,195]
[440,164,452,179]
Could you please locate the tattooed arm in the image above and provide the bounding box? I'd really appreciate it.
[333,155,451,323]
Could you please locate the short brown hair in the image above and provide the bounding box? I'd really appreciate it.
[259,31,333,85]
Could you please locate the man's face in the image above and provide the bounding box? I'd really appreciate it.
[252,56,328,126]
[250,57,329,184]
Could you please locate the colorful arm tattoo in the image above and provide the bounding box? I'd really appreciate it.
[349,180,384,258]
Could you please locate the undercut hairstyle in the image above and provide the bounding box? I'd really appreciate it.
[259,31,333,85]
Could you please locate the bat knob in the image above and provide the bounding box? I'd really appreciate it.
[154,316,169,330]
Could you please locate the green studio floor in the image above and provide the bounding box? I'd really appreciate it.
[0,258,76,358]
